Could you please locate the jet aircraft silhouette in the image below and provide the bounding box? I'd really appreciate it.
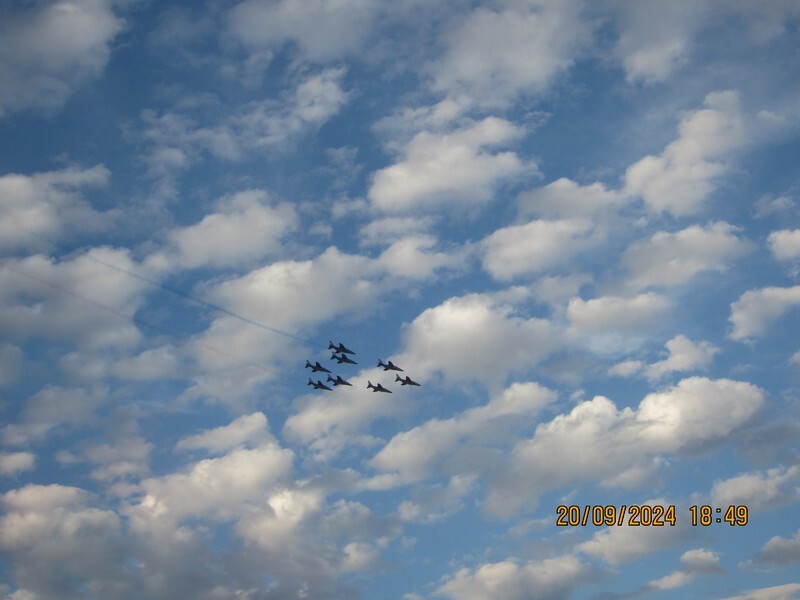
[326,374,352,386]
[377,359,404,372]
[305,360,331,373]
[328,341,355,355]
[332,352,357,365]
[395,374,420,386]
[307,378,332,391]
[367,381,392,393]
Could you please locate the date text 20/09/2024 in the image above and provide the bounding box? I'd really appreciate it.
[555,504,749,527]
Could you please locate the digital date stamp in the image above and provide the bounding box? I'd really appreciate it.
[555,504,750,527]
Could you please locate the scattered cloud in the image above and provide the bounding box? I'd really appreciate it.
[729,285,800,340]
[624,91,746,216]
[0,0,123,116]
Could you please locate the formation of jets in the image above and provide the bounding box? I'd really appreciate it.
[304,341,421,393]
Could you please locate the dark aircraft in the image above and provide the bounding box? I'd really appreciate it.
[331,352,357,365]
[307,378,332,391]
[377,359,404,372]
[305,360,331,373]
[326,374,352,386]
[328,341,356,355]
[367,381,392,393]
[395,375,421,386]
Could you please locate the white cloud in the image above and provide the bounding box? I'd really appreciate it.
[283,382,404,461]
[710,465,800,510]
[613,0,707,83]
[484,377,764,516]
[398,293,559,387]
[625,91,746,215]
[644,335,720,381]
[140,68,348,165]
[0,342,23,386]
[567,292,671,335]
[0,452,35,476]
[227,0,379,63]
[0,249,150,350]
[0,484,127,598]
[369,117,531,213]
[768,229,800,261]
[111,346,180,381]
[153,190,298,270]
[0,165,113,252]
[135,443,293,522]
[432,0,591,107]
[176,412,273,454]
[577,501,686,565]
[378,234,467,280]
[721,583,800,600]
[729,285,800,340]
[622,222,753,290]
[2,386,105,446]
[368,382,555,485]
[436,555,592,600]
[517,178,624,220]
[0,0,122,116]
[481,218,594,281]
[756,530,800,564]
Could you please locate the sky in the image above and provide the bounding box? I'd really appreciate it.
[1,0,800,598]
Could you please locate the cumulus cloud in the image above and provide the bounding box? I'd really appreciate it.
[377,234,467,280]
[176,412,273,454]
[624,91,746,215]
[369,117,531,213]
[398,292,559,387]
[710,465,800,510]
[437,555,592,600]
[484,377,764,516]
[755,530,800,564]
[2,385,106,446]
[622,222,753,290]
[368,382,555,486]
[481,218,595,281]
[227,0,379,63]
[643,335,720,381]
[0,165,114,252]
[644,548,723,591]
[135,443,293,522]
[0,484,128,598]
[612,0,708,83]
[149,190,298,270]
[517,177,624,220]
[0,452,35,476]
[0,0,123,116]
[578,504,687,565]
[721,583,800,600]
[567,292,671,335]
[729,285,800,340]
[0,249,150,350]
[140,68,348,165]
[432,0,591,107]
[768,229,800,261]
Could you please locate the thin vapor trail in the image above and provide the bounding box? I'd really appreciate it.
[1,260,277,376]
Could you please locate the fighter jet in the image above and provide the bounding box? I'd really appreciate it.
[326,374,352,386]
[367,381,392,393]
[331,352,357,365]
[377,359,404,372]
[328,341,356,355]
[395,374,420,386]
[307,378,332,391]
[305,360,331,373]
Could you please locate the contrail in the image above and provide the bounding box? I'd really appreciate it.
[1,260,278,376]
[85,255,320,347]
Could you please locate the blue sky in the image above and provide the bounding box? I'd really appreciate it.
[1,1,800,598]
